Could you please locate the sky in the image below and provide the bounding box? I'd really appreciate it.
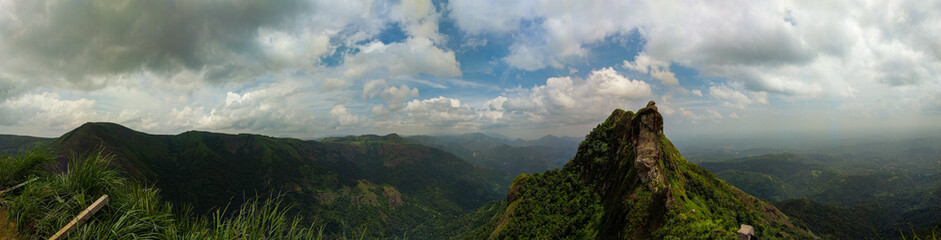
[0,0,939,140]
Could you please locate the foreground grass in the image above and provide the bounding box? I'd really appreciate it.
[0,149,323,239]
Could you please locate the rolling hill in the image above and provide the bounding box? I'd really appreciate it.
[698,152,941,238]
[36,122,509,238]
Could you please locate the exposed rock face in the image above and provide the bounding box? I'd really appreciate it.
[631,101,664,188]
[737,224,757,240]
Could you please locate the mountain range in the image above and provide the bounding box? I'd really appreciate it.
[2,103,937,239]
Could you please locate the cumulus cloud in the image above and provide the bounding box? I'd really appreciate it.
[0,92,101,135]
[493,68,653,127]
[392,0,444,43]
[169,81,318,134]
[342,37,461,79]
[448,0,941,99]
[447,0,532,34]
[362,79,420,111]
[401,96,477,128]
[4,0,941,139]
[451,0,635,71]
[0,0,313,92]
[708,85,768,109]
[503,44,550,71]
[330,105,362,126]
[623,53,679,86]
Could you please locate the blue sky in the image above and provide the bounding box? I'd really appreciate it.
[1,0,940,140]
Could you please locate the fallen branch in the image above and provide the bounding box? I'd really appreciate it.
[0,177,38,196]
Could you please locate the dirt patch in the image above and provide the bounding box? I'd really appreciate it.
[0,207,18,240]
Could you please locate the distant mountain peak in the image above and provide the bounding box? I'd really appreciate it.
[58,122,144,142]
[74,122,135,132]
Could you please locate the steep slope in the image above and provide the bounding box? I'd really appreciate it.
[470,102,814,239]
[47,123,506,238]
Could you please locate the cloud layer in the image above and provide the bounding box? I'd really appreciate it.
[1,0,939,139]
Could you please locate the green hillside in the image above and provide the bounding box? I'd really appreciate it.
[469,103,814,239]
[698,152,941,238]
[0,135,52,153]
[39,123,508,238]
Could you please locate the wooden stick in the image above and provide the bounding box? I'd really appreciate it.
[48,195,109,240]
[0,177,38,196]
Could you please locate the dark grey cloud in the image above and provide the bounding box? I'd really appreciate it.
[0,0,309,92]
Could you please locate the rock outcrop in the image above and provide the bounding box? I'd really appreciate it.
[631,101,664,188]
[737,224,757,240]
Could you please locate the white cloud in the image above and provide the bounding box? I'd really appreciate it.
[321,78,349,91]
[452,0,636,71]
[503,44,550,71]
[363,79,420,111]
[186,81,317,133]
[708,85,768,109]
[480,96,507,122]
[393,0,444,43]
[623,53,679,85]
[0,92,101,135]
[592,68,654,98]
[330,104,362,126]
[342,37,461,79]
[449,0,941,102]
[447,0,531,34]
[401,96,477,128]
[706,109,724,120]
[494,67,654,127]
[257,28,333,69]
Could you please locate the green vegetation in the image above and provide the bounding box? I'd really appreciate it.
[698,151,941,238]
[469,107,814,239]
[466,169,603,239]
[0,149,323,239]
[773,198,882,240]
[0,135,51,153]
[6,122,507,238]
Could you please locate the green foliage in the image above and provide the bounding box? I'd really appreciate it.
[0,135,51,153]
[700,152,941,238]
[471,107,814,239]
[24,123,507,238]
[0,150,323,240]
[773,198,879,240]
[468,169,603,240]
[0,148,52,188]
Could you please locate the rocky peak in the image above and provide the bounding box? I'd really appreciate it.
[631,101,664,188]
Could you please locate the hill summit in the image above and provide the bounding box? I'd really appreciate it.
[468,102,815,239]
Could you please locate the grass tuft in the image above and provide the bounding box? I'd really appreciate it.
[0,149,323,240]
